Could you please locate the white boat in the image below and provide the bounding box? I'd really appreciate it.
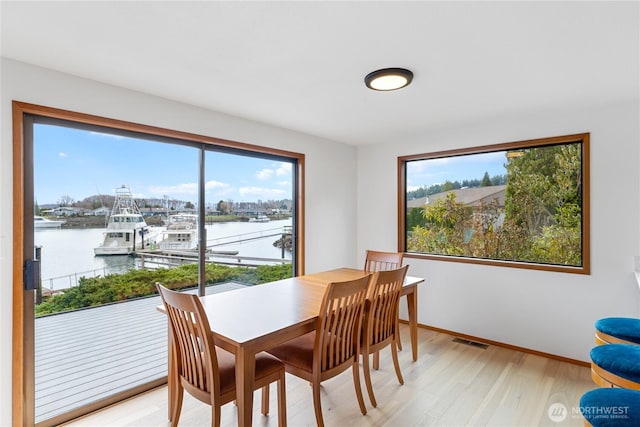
[94,185,159,256]
[249,214,270,223]
[34,215,65,229]
[157,214,198,251]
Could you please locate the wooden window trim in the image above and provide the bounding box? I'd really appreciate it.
[397,133,590,275]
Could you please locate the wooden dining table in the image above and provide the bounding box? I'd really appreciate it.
[159,267,424,426]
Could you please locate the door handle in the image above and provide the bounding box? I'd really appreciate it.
[24,258,41,291]
[24,245,42,291]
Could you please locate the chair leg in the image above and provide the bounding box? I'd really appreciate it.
[361,353,378,407]
[352,361,368,416]
[172,387,184,427]
[277,373,287,427]
[396,320,403,351]
[211,403,221,427]
[312,381,326,427]
[261,385,270,416]
[391,339,404,385]
[373,351,380,370]
[168,338,178,423]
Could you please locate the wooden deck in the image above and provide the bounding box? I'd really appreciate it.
[35,282,247,423]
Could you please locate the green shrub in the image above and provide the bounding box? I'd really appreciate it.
[36,263,293,317]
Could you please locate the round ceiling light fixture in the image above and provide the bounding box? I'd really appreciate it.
[364,67,413,91]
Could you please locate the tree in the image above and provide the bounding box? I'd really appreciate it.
[406,207,425,230]
[408,193,510,259]
[441,180,456,192]
[504,144,580,234]
[58,195,74,206]
[184,201,194,209]
[217,200,231,215]
[480,172,492,187]
[491,174,506,185]
[502,143,582,264]
[407,193,469,256]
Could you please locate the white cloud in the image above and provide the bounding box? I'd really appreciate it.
[256,169,274,180]
[58,152,68,158]
[149,180,233,196]
[147,179,293,202]
[206,180,234,198]
[148,183,198,196]
[255,163,291,181]
[205,180,231,191]
[276,162,292,176]
[239,186,287,199]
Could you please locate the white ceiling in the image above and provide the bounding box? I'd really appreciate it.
[1,1,638,146]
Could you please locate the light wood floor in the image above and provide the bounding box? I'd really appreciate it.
[62,325,595,426]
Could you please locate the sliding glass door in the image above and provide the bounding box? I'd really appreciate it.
[13,102,304,426]
[33,122,199,425]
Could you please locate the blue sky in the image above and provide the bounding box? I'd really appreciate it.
[406,150,507,191]
[34,124,293,205]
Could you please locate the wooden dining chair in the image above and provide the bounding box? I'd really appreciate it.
[364,250,404,273]
[266,274,372,427]
[364,249,406,355]
[156,284,287,427]
[361,265,409,408]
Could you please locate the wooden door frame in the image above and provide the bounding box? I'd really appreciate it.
[13,101,34,427]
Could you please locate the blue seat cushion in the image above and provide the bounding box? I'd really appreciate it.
[590,344,640,383]
[596,317,640,344]
[580,388,640,426]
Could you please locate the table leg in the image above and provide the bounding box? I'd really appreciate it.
[407,287,418,361]
[236,347,255,427]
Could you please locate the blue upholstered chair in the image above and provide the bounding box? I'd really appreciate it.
[590,344,640,390]
[595,317,640,345]
[580,388,640,426]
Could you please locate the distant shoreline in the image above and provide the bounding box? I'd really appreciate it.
[47,214,291,229]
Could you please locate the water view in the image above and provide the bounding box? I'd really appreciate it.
[35,218,292,291]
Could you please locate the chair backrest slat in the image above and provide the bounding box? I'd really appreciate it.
[364,250,404,273]
[316,275,371,372]
[157,284,220,395]
[366,266,409,347]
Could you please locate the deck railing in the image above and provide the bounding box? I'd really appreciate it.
[42,265,130,294]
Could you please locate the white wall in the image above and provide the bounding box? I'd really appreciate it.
[2,57,637,426]
[357,101,640,363]
[0,58,358,426]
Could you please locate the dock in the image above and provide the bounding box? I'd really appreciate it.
[135,250,291,269]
